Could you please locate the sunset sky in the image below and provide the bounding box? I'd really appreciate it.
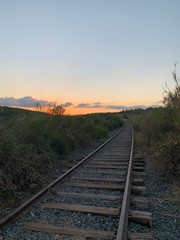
[0,0,179,115]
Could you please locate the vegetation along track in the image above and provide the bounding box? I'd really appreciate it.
[0,124,152,239]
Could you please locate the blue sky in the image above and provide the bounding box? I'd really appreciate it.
[0,0,179,114]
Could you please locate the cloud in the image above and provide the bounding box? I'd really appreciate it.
[0,96,40,107]
[74,102,104,108]
[0,96,73,108]
[74,102,158,111]
[0,97,15,107]
[94,102,101,105]
[105,105,128,110]
[75,103,91,108]
[105,104,158,110]
[91,102,103,108]
[61,102,73,107]
[0,96,159,112]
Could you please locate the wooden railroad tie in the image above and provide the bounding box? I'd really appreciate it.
[132,178,144,186]
[85,165,127,170]
[43,202,120,216]
[78,170,127,175]
[23,208,152,237]
[129,210,152,227]
[97,155,129,158]
[90,161,128,165]
[133,162,145,167]
[70,176,126,183]
[57,192,121,202]
[77,194,149,210]
[133,171,146,177]
[63,182,125,190]
[92,158,129,161]
[23,222,116,239]
[131,196,149,209]
[128,232,153,239]
[133,166,145,172]
[131,185,146,195]
[42,202,152,226]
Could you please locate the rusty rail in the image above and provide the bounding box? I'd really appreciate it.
[0,126,125,228]
[116,125,134,240]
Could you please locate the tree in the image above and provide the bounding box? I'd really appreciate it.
[49,105,65,115]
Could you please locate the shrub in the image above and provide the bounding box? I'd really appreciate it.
[0,108,124,214]
[134,64,180,182]
[163,63,180,132]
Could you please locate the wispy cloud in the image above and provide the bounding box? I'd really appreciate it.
[75,102,104,109]
[74,102,158,110]
[75,103,91,108]
[105,105,149,110]
[105,105,128,110]
[91,102,103,108]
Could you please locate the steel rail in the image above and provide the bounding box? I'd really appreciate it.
[0,125,125,228]
[116,125,134,240]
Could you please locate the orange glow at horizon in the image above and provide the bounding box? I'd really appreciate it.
[14,106,120,115]
[65,106,119,115]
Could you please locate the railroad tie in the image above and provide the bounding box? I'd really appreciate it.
[63,182,125,190]
[42,202,120,216]
[128,232,153,239]
[23,222,116,239]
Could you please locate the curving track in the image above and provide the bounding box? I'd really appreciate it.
[1,124,139,240]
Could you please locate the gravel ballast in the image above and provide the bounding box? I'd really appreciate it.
[1,127,125,239]
[128,152,180,240]
[145,158,180,240]
[1,126,179,240]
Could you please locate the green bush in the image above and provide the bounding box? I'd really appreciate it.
[0,108,123,213]
[163,65,180,132]
[132,65,180,182]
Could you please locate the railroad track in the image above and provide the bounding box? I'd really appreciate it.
[0,124,152,240]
